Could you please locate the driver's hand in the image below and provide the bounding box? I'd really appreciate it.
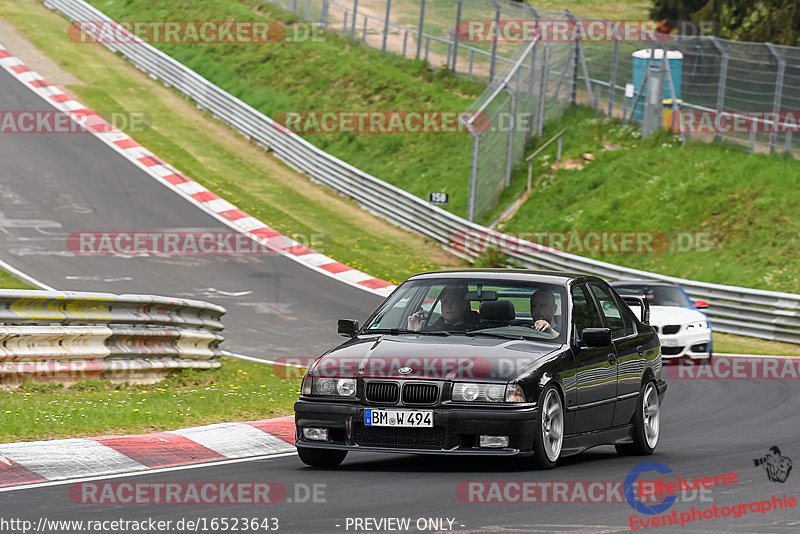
[533,319,553,332]
[407,311,424,331]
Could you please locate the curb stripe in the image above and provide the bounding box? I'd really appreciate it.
[0,41,397,299]
[92,433,224,469]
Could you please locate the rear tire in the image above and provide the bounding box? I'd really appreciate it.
[297,447,347,468]
[616,381,660,456]
[521,384,564,469]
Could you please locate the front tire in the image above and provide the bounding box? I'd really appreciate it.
[616,381,660,456]
[522,384,564,469]
[297,447,347,468]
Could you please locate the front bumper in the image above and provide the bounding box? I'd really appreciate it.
[294,399,539,456]
[659,329,712,359]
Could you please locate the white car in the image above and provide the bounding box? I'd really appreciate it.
[611,280,712,362]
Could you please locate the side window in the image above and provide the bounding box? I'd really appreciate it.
[571,284,603,342]
[589,282,634,338]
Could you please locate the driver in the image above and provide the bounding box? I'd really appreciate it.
[408,285,478,331]
[531,289,560,336]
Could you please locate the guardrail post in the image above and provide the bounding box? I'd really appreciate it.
[450,0,462,71]
[351,0,359,37]
[710,37,728,144]
[608,36,619,116]
[416,0,426,60]
[382,0,392,53]
[765,43,785,154]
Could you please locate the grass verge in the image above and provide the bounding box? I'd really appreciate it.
[0,269,34,290]
[82,0,484,218]
[0,0,465,285]
[0,357,298,442]
[499,106,800,293]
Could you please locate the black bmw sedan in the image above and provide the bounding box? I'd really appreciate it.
[294,270,666,469]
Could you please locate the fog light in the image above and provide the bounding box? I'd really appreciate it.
[479,435,509,448]
[691,343,708,353]
[302,427,328,441]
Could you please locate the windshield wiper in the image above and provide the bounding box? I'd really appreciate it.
[366,328,450,336]
[465,330,529,340]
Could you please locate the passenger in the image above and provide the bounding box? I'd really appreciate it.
[531,289,560,336]
[408,285,478,331]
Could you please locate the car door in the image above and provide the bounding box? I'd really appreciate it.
[570,283,617,433]
[588,281,643,427]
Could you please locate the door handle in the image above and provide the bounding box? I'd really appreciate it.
[637,345,644,356]
[607,353,617,364]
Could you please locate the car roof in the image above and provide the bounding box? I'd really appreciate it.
[610,279,679,287]
[407,269,594,285]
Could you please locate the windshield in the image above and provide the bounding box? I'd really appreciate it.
[364,278,567,343]
[614,284,693,307]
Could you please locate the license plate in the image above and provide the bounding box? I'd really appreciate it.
[662,338,678,347]
[365,409,433,427]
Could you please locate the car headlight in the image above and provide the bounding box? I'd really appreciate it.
[308,377,356,397]
[451,383,525,403]
[686,321,708,330]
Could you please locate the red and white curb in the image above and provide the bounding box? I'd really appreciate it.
[0,42,395,297]
[0,415,296,488]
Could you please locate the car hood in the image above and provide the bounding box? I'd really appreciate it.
[648,306,707,327]
[311,334,562,382]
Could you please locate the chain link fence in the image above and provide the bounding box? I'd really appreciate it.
[265,0,800,222]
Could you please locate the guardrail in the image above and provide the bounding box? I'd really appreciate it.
[42,0,800,345]
[0,290,225,386]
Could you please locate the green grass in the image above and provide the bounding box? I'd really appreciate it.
[0,0,466,285]
[713,333,800,357]
[0,357,299,442]
[0,269,34,289]
[523,0,651,20]
[499,106,800,293]
[82,0,484,218]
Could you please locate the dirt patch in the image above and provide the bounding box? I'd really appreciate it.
[0,18,83,89]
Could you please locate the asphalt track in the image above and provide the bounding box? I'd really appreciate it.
[1,55,798,534]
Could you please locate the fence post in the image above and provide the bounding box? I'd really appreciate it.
[306,0,312,19]
[416,0,426,60]
[505,88,516,187]
[765,43,785,155]
[382,0,392,53]
[321,0,329,27]
[710,37,728,143]
[351,0,359,37]
[451,0,463,71]
[489,1,501,82]
[565,11,578,105]
[608,36,619,116]
[536,44,550,137]
[524,5,540,146]
[525,42,538,146]
[661,47,685,143]
[467,132,481,222]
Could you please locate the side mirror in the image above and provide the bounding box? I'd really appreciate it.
[337,319,359,338]
[694,299,709,309]
[581,328,612,347]
[621,295,650,324]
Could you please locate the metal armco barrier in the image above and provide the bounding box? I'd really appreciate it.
[0,290,225,385]
[43,0,800,344]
